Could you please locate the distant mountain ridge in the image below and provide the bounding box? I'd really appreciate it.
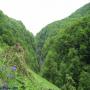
[70,2,90,18]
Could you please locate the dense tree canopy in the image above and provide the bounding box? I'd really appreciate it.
[41,16,90,89]
[36,3,90,90]
[35,3,90,68]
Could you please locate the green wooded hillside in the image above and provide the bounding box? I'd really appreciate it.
[0,10,39,72]
[35,3,90,68]
[41,16,90,90]
[36,2,90,90]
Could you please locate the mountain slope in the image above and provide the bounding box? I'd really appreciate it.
[35,2,90,90]
[35,2,90,68]
[70,2,90,18]
[0,45,60,90]
[41,15,90,89]
[0,10,39,72]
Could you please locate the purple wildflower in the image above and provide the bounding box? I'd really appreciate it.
[11,66,17,71]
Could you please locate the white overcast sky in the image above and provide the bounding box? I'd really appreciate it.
[0,0,90,35]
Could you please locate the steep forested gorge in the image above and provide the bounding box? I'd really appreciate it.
[0,2,90,90]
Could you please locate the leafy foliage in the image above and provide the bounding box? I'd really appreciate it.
[0,45,60,90]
